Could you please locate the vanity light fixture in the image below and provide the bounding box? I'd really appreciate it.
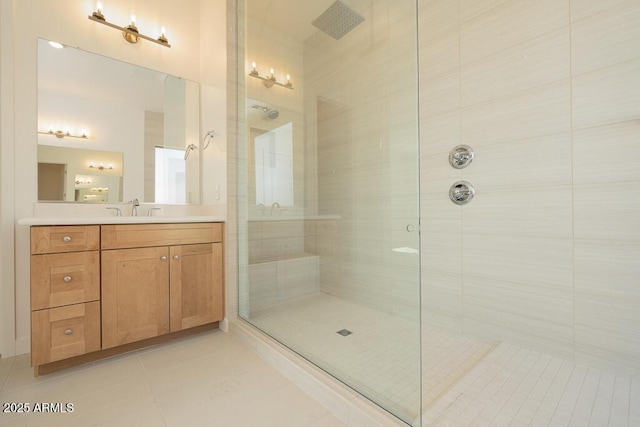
[74,177,93,185]
[89,162,114,171]
[249,62,293,89]
[88,4,171,48]
[38,129,88,139]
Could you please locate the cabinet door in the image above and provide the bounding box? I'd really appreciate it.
[102,247,170,348]
[170,243,224,331]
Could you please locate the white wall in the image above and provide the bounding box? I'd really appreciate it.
[0,0,227,357]
[419,0,640,376]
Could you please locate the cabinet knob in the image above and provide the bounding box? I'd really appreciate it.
[64,329,73,335]
[160,256,167,261]
[173,255,180,260]
[63,236,72,242]
[63,276,72,283]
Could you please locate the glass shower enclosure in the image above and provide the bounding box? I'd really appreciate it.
[235,0,422,424]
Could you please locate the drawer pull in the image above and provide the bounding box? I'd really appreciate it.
[64,329,73,336]
[63,276,72,283]
[160,256,167,261]
[173,255,180,260]
[63,236,72,242]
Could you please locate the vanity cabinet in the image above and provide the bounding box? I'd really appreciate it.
[30,226,101,367]
[101,223,223,348]
[29,222,224,376]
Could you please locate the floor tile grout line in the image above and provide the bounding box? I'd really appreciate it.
[582,369,603,427]
[487,350,545,425]
[508,353,554,424]
[0,357,17,393]
[466,348,531,425]
[549,363,582,424]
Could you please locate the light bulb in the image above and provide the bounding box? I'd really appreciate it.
[252,62,256,69]
[130,14,136,25]
[96,2,103,13]
[286,74,290,81]
[161,27,166,37]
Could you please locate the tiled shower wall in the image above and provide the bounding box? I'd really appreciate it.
[419,0,640,374]
[305,0,420,318]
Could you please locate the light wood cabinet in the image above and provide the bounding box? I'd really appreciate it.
[30,225,102,372]
[101,223,224,348]
[31,301,101,366]
[170,243,224,331]
[29,222,224,376]
[101,247,170,348]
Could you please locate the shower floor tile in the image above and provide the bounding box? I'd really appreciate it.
[424,341,640,426]
[246,292,639,427]
[247,292,496,424]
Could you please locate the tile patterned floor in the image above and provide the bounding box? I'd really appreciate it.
[424,343,640,427]
[248,293,495,424]
[1,295,638,427]
[0,330,347,427]
[248,293,639,427]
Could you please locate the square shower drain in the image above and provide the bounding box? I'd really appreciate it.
[336,329,353,336]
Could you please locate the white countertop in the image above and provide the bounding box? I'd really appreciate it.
[17,216,225,226]
[247,215,340,222]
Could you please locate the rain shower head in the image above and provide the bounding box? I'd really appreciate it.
[312,0,364,40]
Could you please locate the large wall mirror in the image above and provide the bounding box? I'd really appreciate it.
[37,38,201,204]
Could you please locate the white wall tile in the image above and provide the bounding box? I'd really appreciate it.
[570,0,636,23]
[574,120,640,185]
[419,71,460,118]
[572,58,640,130]
[419,33,459,81]
[461,80,571,147]
[574,239,640,374]
[574,183,640,241]
[461,27,570,107]
[462,233,574,358]
[458,0,511,25]
[463,132,572,189]
[462,186,573,238]
[571,1,640,76]
[418,0,459,44]
[460,0,569,65]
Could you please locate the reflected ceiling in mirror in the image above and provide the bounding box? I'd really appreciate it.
[37,38,201,204]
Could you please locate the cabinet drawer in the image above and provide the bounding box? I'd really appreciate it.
[101,222,222,249]
[31,252,100,310]
[31,301,101,366]
[31,226,100,254]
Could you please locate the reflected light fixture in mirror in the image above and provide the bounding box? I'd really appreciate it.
[88,3,171,48]
[38,128,88,139]
[48,41,64,49]
[89,162,114,170]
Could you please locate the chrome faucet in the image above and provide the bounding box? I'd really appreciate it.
[270,202,281,215]
[147,207,162,217]
[105,207,122,216]
[130,198,140,216]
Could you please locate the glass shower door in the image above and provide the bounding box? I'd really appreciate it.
[236,0,421,424]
